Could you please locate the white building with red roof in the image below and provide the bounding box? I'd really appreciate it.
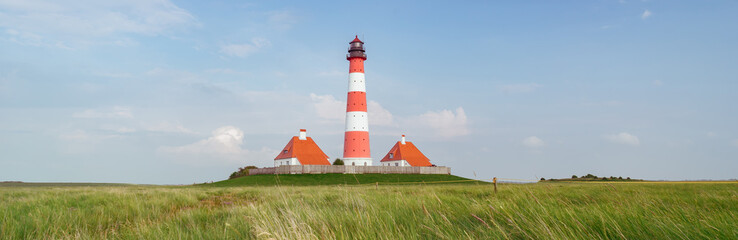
[274,129,331,167]
[379,135,433,167]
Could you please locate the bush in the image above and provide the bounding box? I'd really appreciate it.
[584,174,598,179]
[229,166,258,179]
[571,175,578,179]
[332,158,344,165]
[540,178,546,181]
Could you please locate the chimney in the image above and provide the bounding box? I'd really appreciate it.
[401,135,406,144]
[299,129,307,140]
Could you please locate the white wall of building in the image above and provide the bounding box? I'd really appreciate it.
[274,158,300,167]
[381,160,409,167]
[343,158,373,166]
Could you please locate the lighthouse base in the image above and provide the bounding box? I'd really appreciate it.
[342,158,373,166]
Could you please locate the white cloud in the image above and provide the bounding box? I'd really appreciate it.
[143,121,195,134]
[604,132,640,146]
[204,68,249,76]
[413,107,469,137]
[99,124,136,133]
[498,83,542,93]
[641,10,652,19]
[368,101,394,126]
[267,10,297,30]
[57,129,124,154]
[219,38,271,58]
[522,136,545,148]
[274,71,288,77]
[0,0,198,48]
[166,126,244,154]
[73,106,133,119]
[59,129,119,141]
[158,126,276,165]
[0,70,11,93]
[310,93,345,121]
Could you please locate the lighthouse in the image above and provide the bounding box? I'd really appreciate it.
[342,36,372,166]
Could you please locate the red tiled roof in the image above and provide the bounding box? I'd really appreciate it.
[274,136,331,165]
[380,141,432,167]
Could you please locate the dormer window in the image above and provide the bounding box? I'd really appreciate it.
[283,150,288,154]
[389,153,393,159]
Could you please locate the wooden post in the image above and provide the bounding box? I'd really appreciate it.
[493,177,497,193]
[375,182,378,190]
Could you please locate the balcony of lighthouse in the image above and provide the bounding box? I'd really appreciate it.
[346,53,367,60]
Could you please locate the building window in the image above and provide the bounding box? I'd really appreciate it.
[395,163,398,166]
[352,162,355,166]
[389,153,393,159]
[364,162,367,166]
[283,150,288,154]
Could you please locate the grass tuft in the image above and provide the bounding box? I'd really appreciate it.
[1,181,736,239]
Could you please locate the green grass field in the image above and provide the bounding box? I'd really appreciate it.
[1,176,736,239]
[209,173,482,187]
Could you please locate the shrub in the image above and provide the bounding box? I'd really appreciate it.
[571,175,578,179]
[332,158,344,165]
[229,166,258,179]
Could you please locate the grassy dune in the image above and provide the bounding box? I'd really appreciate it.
[210,173,481,187]
[1,181,736,239]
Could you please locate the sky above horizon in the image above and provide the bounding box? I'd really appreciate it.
[1,0,737,184]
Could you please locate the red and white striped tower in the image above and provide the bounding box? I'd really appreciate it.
[343,36,372,166]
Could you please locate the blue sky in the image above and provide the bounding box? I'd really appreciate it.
[1,0,736,184]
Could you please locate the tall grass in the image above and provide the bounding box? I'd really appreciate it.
[1,182,736,239]
[208,173,482,187]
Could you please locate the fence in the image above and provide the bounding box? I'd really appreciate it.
[248,165,451,175]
